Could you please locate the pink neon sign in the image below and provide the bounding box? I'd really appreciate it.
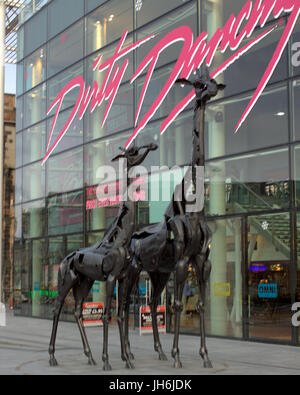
[42,0,300,165]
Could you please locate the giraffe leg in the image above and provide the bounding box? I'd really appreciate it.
[102,274,116,371]
[124,259,141,361]
[193,254,212,368]
[49,267,77,366]
[117,277,134,369]
[171,258,189,369]
[73,277,96,366]
[149,272,170,361]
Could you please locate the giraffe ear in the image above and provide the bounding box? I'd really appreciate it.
[217,84,226,90]
[176,78,193,87]
[111,154,124,162]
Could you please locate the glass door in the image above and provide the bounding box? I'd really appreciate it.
[247,213,292,342]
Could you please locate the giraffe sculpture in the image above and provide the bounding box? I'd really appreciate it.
[48,142,158,371]
[121,67,225,369]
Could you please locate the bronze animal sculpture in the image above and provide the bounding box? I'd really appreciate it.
[121,67,225,369]
[48,143,158,371]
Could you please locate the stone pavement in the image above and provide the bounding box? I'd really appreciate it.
[0,310,300,376]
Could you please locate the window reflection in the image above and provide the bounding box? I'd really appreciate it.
[23,84,46,128]
[16,133,22,168]
[23,121,46,165]
[48,0,84,39]
[23,200,45,238]
[248,213,291,341]
[47,147,83,196]
[205,148,290,216]
[205,84,289,159]
[47,19,84,78]
[137,2,197,69]
[16,97,23,132]
[208,23,288,100]
[47,107,83,155]
[86,0,133,55]
[48,192,83,236]
[83,83,133,142]
[23,162,45,202]
[47,61,83,112]
[24,8,47,57]
[136,110,193,169]
[135,0,185,28]
[136,62,193,126]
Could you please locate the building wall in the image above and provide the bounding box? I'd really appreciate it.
[3,94,15,304]
[13,0,300,344]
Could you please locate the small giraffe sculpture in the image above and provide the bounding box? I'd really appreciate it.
[48,142,158,371]
[121,67,225,369]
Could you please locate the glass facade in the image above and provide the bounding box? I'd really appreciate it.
[13,0,300,344]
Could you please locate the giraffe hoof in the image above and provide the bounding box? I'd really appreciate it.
[49,357,58,367]
[103,361,112,371]
[159,352,168,361]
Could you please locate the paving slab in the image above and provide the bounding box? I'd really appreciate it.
[0,310,300,376]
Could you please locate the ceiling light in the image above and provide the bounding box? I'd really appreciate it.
[276,112,285,116]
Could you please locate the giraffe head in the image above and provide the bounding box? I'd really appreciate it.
[176,66,225,107]
[111,142,158,168]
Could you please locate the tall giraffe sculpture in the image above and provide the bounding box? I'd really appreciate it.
[48,142,158,371]
[122,67,225,369]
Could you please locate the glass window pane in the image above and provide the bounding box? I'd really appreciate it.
[136,110,193,169]
[205,84,289,159]
[292,79,300,141]
[209,23,288,100]
[47,19,84,79]
[24,9,47,57]
[24,84,47,128]
[23,162,45,202]
[84,82,133,142]
[14,205,22,240]
[23,200,46,238]
[248,213,291,342]
[137,167,185,227]
[205,148,290,216]
[202,0,277,36]
[47,147,83,196]
[16,62,23,97]
[87,0,107,13]
[16,96,23,132]
[135,62,193,127]
[85,36,133,85]
[66,234,84,255]
[86,0,133,55]
[15,168,22,204]
[292,144,300,205]
[48,191,83,235]
[23,121,46,165]
[291,22,300,76]
[16,133,22,168]
[24,47,46,92]
[295,214,300,343]
[137,2,197,69]
[87,232,105,246]
[47,61,83,112]
[48,0,84,39]
[135,0,185,29]
[206,218,243,338]
[84,133,130,186]
[47,107,83,155]
[17,27,24,62]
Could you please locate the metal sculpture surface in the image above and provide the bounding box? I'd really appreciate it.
[48,143,158,371]
[122,67,225,368]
